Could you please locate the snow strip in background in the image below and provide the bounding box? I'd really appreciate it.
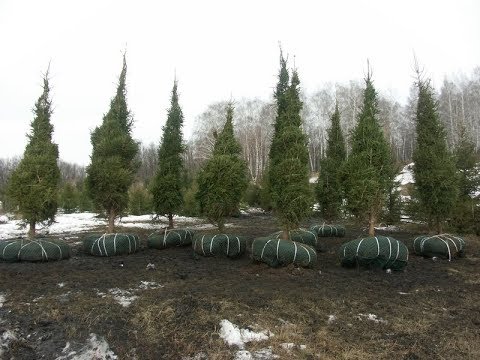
[0,293,5,308]
[219,320,272,349]
[55,333,117,360]
[395,163,414,186]
[0,212,207,240]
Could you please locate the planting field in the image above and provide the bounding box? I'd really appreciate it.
[0,212,479,359]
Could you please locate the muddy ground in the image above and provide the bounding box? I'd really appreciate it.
[0,213,479,360]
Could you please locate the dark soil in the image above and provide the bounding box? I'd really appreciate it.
[1,213,479,360]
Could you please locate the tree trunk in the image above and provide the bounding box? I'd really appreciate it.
[281,228,289,240]
[218,219,225,233]
[108,209,115,234]
[28,220,36,239]
[436,219,442,234]
[168,213,174,229]
[368,212,376,237]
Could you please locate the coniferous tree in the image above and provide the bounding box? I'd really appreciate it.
[196,103,248,232]
[7,70,60,238]
[151,80,185,228]
[59,182,78,213]
[412,74,457,234]
[86,54,139,233]
[316,103,346,220]
[342,72,393,236]
[452,127,479,233]
[268,52,312,239]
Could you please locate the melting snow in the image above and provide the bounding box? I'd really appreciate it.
[138,281,163,290]
[327,315,337,324]
[234,348,278,360]
[219,320,272,349]
[57,283,66,288]
[0,293,5,308]
[356,313,388,324]
[0,329,17,357]
[107,289,138,308]
[55,333,117,360]
[0,215,8,224]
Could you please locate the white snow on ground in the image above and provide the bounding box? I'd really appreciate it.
[0,329,17,357]
[0,293,5,308]
[0,212,207,240]
[107,289,138,308]
[219,320,273,349]
[309,176,318,184]
[97,281,163,307]
[374,225,399,231]
[0,215,8,224]
[395,163,414,186]
[234,348,278,360]
[327,315,337,324]
[55,333,117,360]
[356,313,388,324]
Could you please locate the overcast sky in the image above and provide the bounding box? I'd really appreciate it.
[0,0,479,165]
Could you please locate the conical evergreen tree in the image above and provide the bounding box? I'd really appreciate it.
[7,70,60,238]
[196,103,248,232]
[268,52,312,239]
[412,75,457,234]
[316,103,346,220]
[86,54,139,233]
[451,127,478,232]
[342,72,393,236]
[151,80,185,228]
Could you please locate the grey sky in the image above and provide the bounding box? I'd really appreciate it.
[1,0,479,165]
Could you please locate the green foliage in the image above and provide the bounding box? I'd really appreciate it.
[196,103,248,231]
[342,74,392,233]
[7,71,60,232]
[316,104,346,220]
[151,81,185,222]
[86,54,139,230]
[128,182,152,215]
[412,77,458,233]
[77,180,94,212]
[59,182,78,213]
[381,178,403,225]
[268,54,312,233]
[243,183,261,207]
[181,180,200,217]
[451,129,479,233]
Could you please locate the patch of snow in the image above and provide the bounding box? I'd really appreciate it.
[181,352,208,360]
[33,295,44,303]
[299,345,307,350]
[395,163,414,186]
[219,320,272,349]
[327,315,337,324]
[0,329,17,357]
[280,343,294,350]
[356,313,388,324]
[309,176,318,184]
[375,225,399,232]
[0,293,5,308]
[108,288,138,308]
[234,348,278,360]
[137,281,163,290]
[0,215,8,224]
[399,292,409,295]
[58,283,66,288]
[55,333,117,360]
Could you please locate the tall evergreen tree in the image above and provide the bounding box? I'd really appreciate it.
[452,127,479,232]
[86,54,139,233]
[342,72,393,236]
[316,103,346,220]
[412,74,457,234]
[151,80,185,228]
[7,70,60,238]
[196,103,248,232]
[268,52,312,239]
